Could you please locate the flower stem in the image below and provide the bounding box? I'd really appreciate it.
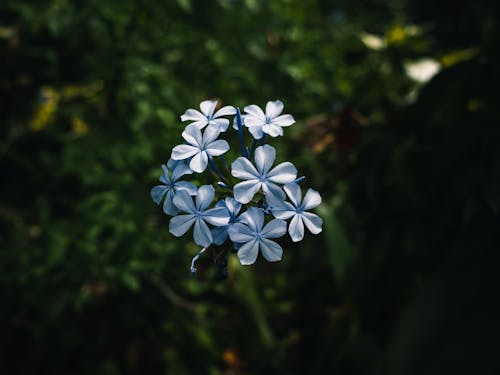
[209,157,231,186]
[190,246,208,275]
[294,176,306,184]
[220,154,230,174]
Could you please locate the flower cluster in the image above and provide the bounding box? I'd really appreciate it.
[151,100,322,275]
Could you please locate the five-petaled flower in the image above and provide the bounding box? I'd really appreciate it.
[180,100,236,132]
[169,185,230,247]
[269,182,323,242]
[231,144,297,204]
[150,159,197,215]
[228,207,287,265]
[243,100,295,139]
[171,124,229,173]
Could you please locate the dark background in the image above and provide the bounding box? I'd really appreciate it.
[1,0,500,374]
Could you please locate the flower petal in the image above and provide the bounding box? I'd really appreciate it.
[196,185,215,210]
[189,151,208,173]
[244,116,265,127]
[214,105,236,118]
[215,199,226,208]
[228,223,256,243]
[206,140,229,156]
[189,119,209,129]
[302,188,322,210]
[259,238,283,262]
[289,215,305,242]
[159,164,172,184]
[169,214,196,237]
[200,100,217,117]
[262,181,286,201]
[267,162,297,183]
[262,123,284,137]
[231,157,259,180]
[180,109,205,122]
[244,104,266,120]
[261,219,287,238]
[203,125,222,144]
[167,158,182,170]
[193,218,212,247]
[163,190,179,215]
[171,144,199,160]
[248,125,264,139]
[151,185,169,205]
[265,192,292,209]
[203,207,230,226]
[254,144,276,174]
[174,181,197,195]
[272,114,295,127]
[284,182,302,207]
[301,212,323,234]
[225,197,242,218]
[171,163,192,181]
[182,124,203,146]
[239,207,264,232]
[233,180,262,204]
[265,100,284,119]
[172,190,196,213]
[211,225,229,246]
[208,118,229,132]
[237,239,260,265]
[271,209,296,220]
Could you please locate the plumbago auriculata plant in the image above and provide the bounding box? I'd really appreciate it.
[151,100,323,277]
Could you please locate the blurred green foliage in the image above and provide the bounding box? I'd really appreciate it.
[1,0,500,374]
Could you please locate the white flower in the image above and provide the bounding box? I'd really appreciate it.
[228,207,287,265]
[180,100,236,132]
[171,124,229,173]
[243,100,295,138]
[269,182,323,242]
[231,144,297,204]
[169,185,230,247]
[150,159,197,215]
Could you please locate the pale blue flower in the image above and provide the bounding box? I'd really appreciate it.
[269,182,323,242]
[169,185,230,247]
[180,100,236,132]
[210,197,242,245]
[171,124,229,173]
[153,99,324,274]
[231,144,297,204]
[151,159,197,215]
[228,207,287,265]
[243,100,295,138]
